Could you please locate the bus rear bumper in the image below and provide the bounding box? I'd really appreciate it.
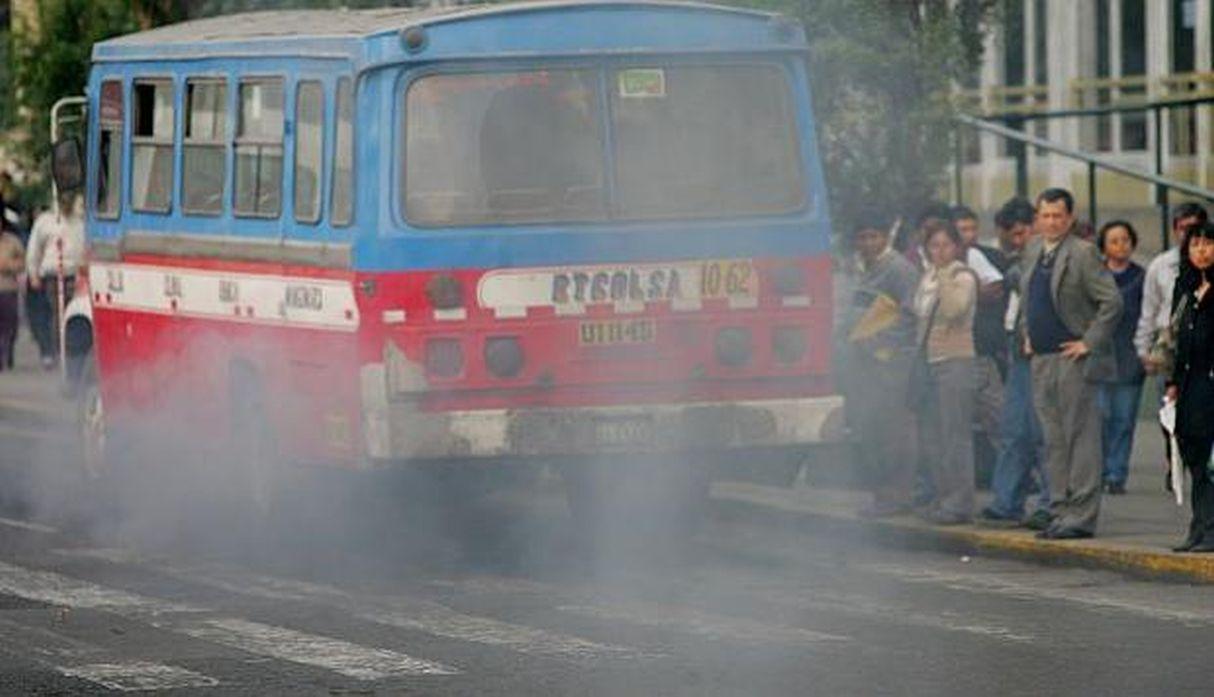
[363,393,847,461]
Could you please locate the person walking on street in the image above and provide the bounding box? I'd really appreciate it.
[1094,221,1145,495]
[913,220,978,525]
[1019,188,1123,540]
[843,215,921,518]
[0,224,23,371]
[25,194,84,369]
[1167,222,1214,553]
[981,197,1049,528]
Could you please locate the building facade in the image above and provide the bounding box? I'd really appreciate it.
[962,0,1213,249]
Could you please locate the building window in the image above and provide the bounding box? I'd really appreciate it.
[1093,0,1112,152]
[94,80,123,219]
[1120,0,1148,151]
[293,81,324,223]
[1031,0,1048,154]
[1001,0,1025,158]
[1170,0,1197,155]
[331,78,354,227]
[182,79,227,215]
[131,79,174,213]
[234,78,284,218]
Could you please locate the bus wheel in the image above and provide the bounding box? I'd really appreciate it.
[229,372,280,516]
[76,359,110,480]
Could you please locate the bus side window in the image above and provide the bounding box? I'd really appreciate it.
[235,78,284,218]
[183,78,228,215]
[293,81,324,224]
[95,80,123,219]
[330,77,353,227]
[131,79,174,213]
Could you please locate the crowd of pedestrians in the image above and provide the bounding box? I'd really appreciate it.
[843,187,1214,551]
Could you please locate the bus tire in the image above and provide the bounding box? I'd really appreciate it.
[77,358,111,481]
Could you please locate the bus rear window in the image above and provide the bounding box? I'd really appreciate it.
[401,65,804,227]
[610,65,803,219]
[403,70,605,226]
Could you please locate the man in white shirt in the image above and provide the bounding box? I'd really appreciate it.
[24,194,84,368]
[1134,203,1206,372]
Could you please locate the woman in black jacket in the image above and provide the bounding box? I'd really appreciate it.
[1169,222,1214,552]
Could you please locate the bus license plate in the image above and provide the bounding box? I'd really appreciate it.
[593,416,654,448]
[580,318,656,346]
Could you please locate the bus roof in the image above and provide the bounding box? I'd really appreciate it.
[93,0,804,64]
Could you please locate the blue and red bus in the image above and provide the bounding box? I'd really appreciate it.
[56,1,844,519]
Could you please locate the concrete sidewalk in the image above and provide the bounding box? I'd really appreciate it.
[715,419,1214,583]
[2,328,1209,582]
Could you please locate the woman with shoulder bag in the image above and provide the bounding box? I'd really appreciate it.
[911,220,979,525]
[1168,222,1214,553]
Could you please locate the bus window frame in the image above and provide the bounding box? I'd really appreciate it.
[393,56,810,231]
[181,75,230,218]
[293,78,326,225]
[233,75,286,220]
[94,77,125,221]
[329,76,355,228]
[129,76,176,215]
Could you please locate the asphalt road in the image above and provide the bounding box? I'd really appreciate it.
[1,427,1213,696]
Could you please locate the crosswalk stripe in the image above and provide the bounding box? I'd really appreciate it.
[0,560,457,679]
[0,516,59,535]
[56,548,647,661]
[60,662,220,692]
[557,602,850,645]
[179,618,457,680]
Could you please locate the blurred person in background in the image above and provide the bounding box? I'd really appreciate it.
[1167,222,1214,553]
[951,205,1008,487]
[1094,221,1145,495]
[1019,188,1122,540]
[1135,202,1207,483]
[912,220,978,525]
[0,220,22,371]
[25,194,84,370]
[981,197,1050,527]
[843,214,921,518]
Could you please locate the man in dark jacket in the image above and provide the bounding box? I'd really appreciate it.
[1019,189,1123,539]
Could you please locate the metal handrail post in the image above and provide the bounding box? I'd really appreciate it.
[1153,105,1168,250]
[1088,162,1097,224]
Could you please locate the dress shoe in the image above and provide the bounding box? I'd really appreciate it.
[978,507,1020,527]
[1023,509,1053,531]
[1187,541,1214,553]
[1037,526,1093,540]
[1173,536,1202,553]
[1104,482,1127,495]
[923,509,970,526]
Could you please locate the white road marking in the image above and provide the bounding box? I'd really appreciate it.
[57,549,645,661]
[862,563,1214,627]
[60,662,219,692]
[179,618,457,680]
[0,559,457,679]
[0,516,59,535]
[788,589,1035,643]
[558,602,849,645]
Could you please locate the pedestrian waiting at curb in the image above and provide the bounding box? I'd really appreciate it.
[1019,188,1122,540]
[842,214,921,518]
[911,220,978,525]
[0,224,23,371]
[981,197,1049,529]
[1094,221,1145,495]
[1135,202,1207,486]
[1167,222,1214,553]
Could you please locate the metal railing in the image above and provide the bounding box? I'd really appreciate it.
[954,111,1214,251]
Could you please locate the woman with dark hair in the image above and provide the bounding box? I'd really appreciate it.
[912,220,978,524]
[1168,222,1214,552]
[1095,221,1146,494]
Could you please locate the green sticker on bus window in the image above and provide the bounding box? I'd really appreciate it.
[618,69,666,98]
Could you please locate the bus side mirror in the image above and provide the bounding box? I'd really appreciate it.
[51,137,84,192]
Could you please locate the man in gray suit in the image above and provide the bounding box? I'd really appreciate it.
[1019,188,1123,539]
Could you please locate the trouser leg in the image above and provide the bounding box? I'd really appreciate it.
[1055,357,1103,533]
[990,357,1033,516]
[25,284,52,359]
[1102,383,1142,487]
[1031,355,1069,522]
[0,292,16,370]
[1180,437,1214,542]
[931,358,976,518]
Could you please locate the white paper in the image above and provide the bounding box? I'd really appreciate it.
[1160,400,1185,506]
